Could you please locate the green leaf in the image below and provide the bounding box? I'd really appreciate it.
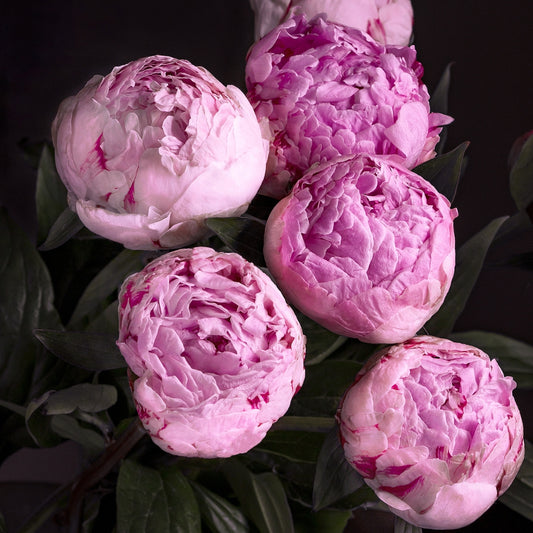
[413,142,469,203]
[0,209,62,431]
[510,134,533,211]
[0,399,26,417]
[289,360,362,417]
[425,216,508,337]
[256,430,325,463]
[35,143,68,244]
[43,383,117,415]
[430,62,453,115]
[34,329,126,371]
[0,511,5,533]
[394,516,423,533]
[191,482,250,533]
[25,391,61,447]
[295,312,347,366]
[68,249,144,327]
[499,442,533,521]
[50,414,106,457]
[38,207,84,251]
[294,508,352,533]
[86,300,120,335]
[449,331,533,388]
[313,425,364,510]
[223,459,294,533]
[206,217,266,267]
[117,460,201,533]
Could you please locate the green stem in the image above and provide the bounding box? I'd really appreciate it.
[17,418,146,533]
[271,416,335,433]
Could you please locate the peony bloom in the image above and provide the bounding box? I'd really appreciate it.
[337,336,524,529]
[245,14,451,198]
[264,154,457,344]
[117,247,305,458]
[52,55,267,250]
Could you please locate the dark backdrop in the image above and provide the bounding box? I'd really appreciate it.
[1,1,533,531]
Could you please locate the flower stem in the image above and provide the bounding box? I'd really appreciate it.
[17,418,146,533]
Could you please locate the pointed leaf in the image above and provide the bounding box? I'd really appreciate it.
[313,425,364,510]
[34,329,126,371]
[413,142,469,203]
[50,414,106,457]
[44,384,117,415]
[430,62,454,115]
[425,216,508,337]
[0,210,62,420]
[117,460,201,533]
[38,208,84,251]
[68,249,144,327]
[25,391,61,446]
[510,133,533,211]
[191,482,250,533]
[223,459,294,533]
[450,331,533,388]
[35,143,67,244]
[206,217,266,267]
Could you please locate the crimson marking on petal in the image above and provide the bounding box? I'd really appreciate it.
[248,396,261,409]
[95,134,107,170]
[124,181,136,209]
[261,391,270,403]
[383,464,412,476]
[354,455,380,478]
[380,476,423,498]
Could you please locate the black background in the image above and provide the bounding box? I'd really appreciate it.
[1,1,533,531]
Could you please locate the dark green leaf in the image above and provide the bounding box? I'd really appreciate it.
[295,312,347,366]
[25,391,62,447]
[50,414,106,457]
[34,329,126,371]
[450,331,533,388]
[117,460,201,533]
[510,134,533,211]
[256,430,325,463]
[246,195,278,221]
[430,62,453,115]
[425,216,508,337]
[0,511,5,533]
[191,481,250,533]
[294,508,351,533]
[289,361,362,417]
[394,516,423,533]
[35,143,68,244]
[0,399,26,417]
[0,209,62,429]
[68,249,144,327]
[43,383,117,415]
[413,142,469,203]
[86,300,120,335]
[38,208,83,251]
[223,459,294,533]
[206,217,266,267]
[313,425,364,510]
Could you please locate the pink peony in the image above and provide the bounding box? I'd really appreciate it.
[116,247,305,458]
[264,154,457,344]
[245,14,451,198]
[52,55,267,250]
[337,336,524,529]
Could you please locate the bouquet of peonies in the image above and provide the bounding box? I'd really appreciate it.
[1,1,532,531]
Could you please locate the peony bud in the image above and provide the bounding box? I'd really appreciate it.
[245,13,451,198]
[52,55,267,250]
[337,336,524,530]
[117,247,305,458]
[263,154,457,344]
